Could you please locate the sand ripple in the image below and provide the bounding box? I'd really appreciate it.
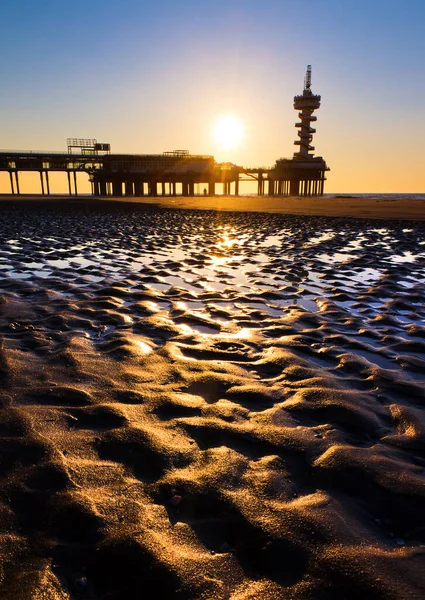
[0,201,424,599]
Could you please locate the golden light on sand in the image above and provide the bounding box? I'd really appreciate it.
[3,197,425,598]
[217,232,239,250]
[210,255,229,267]
[212,115,244,150]
[134,339,153,354]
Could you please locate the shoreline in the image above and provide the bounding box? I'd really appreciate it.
[1,194,425,220]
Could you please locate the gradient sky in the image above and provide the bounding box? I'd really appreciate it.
[1,0,424,193]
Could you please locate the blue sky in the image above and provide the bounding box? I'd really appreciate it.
[1,0,424,191]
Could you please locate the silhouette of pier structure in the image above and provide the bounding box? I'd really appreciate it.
[0,67,329,198]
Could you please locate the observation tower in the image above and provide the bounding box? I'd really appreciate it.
[293,65,321,159]
[271,65,329,196]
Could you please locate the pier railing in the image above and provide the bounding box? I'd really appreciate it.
[0,150,99,156]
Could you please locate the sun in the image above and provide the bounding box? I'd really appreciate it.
[212,115,244,151]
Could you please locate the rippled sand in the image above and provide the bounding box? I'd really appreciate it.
[1,200,425,599]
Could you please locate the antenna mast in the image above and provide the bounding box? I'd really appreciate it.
[304,65,312,91]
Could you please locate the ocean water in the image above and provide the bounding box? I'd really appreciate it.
[324,193,425,200]
[240,192,425,200]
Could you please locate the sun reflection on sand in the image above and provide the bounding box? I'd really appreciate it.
[214,227,248,253]
[217,235,235,250]
[134,340,153,354]
[230,327,254,340]
[210,255,228,267]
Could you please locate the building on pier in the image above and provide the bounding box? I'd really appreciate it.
[91,150,217,197]
[268,65,329,196]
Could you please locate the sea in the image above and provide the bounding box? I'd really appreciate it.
[323,193,425,200]
[239,193,425,200]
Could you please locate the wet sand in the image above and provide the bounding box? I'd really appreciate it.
[2,194,425,220]
[0,199,425,599]
[106,195,425,220]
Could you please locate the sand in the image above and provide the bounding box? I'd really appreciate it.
[0,198,425,599]
[1,194,425,220]
[102,195,425,220]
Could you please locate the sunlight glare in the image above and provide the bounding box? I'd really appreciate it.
[212,115,244,150]
[210,255,229,267]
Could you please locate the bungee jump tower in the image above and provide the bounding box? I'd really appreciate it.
[269,65,330,196]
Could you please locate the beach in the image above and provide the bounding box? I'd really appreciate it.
[0,198,425,599]
[2,194,425,220]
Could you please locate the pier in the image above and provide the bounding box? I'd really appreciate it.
[0,67,329,198]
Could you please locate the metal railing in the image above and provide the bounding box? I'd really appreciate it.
[0,149,99,156]
[0,150,215,159]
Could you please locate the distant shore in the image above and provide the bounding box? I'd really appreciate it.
[1,194,425,220]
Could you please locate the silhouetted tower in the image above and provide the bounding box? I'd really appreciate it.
[271,65,329,196]
[293,65,321,159]
[294,65,320,160]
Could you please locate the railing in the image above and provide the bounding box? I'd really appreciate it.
[0,149,100,156]
[242,166,273,172]
[0,150,215,159]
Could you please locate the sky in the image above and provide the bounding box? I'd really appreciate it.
[0,0,424,193]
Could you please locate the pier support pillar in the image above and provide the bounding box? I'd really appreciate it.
[208,180,215,196]
[181,182,188,196]
[15,171,20,195]
[9,172,15,195]
[134,181,143,196]
[188,181,195,196]
[125,181,133,196]
[258,174,263,196]
[148,182,157,196]
[46,171,51,195]
[161,182,166,196]
[112,180,122,196]
[41,171,46,195]
[234,178,239,196]
[290,180,299,196]
[100,181,107,196]
[93,181,100,196]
